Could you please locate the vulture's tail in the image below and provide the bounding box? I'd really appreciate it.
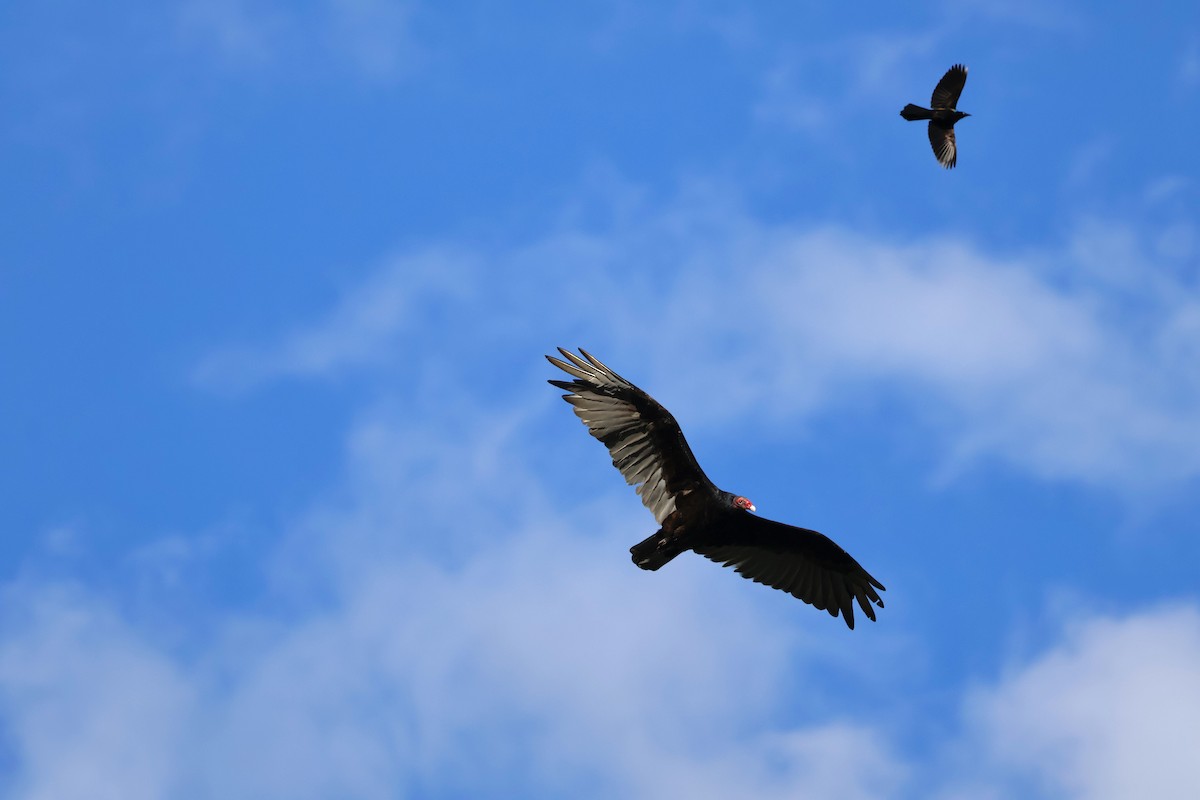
[630,530,687,571]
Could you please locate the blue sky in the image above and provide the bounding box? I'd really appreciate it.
[3,1,1200,797]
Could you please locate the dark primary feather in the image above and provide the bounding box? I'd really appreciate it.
[930,64,968,109]
[693,516,886,628]
[546,347,715,525]
[929,123,958,169]
[548,348,886,629]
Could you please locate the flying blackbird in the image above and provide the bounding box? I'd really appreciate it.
[901,64,970,168]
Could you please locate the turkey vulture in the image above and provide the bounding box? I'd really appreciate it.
[901,64,970,168]
[547,348,885,629]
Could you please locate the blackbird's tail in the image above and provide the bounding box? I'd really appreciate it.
[630,530,687,571]
[900,104,933,121]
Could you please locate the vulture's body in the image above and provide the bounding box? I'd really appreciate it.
[548,348,886,629]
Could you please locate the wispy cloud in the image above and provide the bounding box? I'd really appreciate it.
[191,247,476,392]
[0,587,198,800]
[0,406,908,799]
[194,185,1200,492]
[753,31,939,135]
[3,412,1196,798]
[1179,38,1200,89]
[943,0,1085,32]
[179,0,422,80]
[13,288,1200,796]
[947,605,1200,799]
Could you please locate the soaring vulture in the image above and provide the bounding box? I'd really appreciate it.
[548,348,885,629]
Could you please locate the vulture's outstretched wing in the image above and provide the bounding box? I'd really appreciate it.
[547,348,715,525]
[694,515,886,630]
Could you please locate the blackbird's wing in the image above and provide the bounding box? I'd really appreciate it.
[693,514,886,629]
[547,348,716,525]
[929,122,957,168]
[931,64,967,109]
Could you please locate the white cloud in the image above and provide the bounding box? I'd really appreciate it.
[180,0,421,79]
[0,588,197,800]
[943,0,1084,31]
[0,408,907,800]
[733,226,1200,488]
[191,247,476,392]
[1180,39,1200,89]
[9,338,1200,799]
[752,31,938,136]
[194,185,1200,491]
[948,606,1200,799]
[5,498,1198,799]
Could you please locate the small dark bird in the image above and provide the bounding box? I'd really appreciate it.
[901,64,970,168]
[547,348,885,629]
